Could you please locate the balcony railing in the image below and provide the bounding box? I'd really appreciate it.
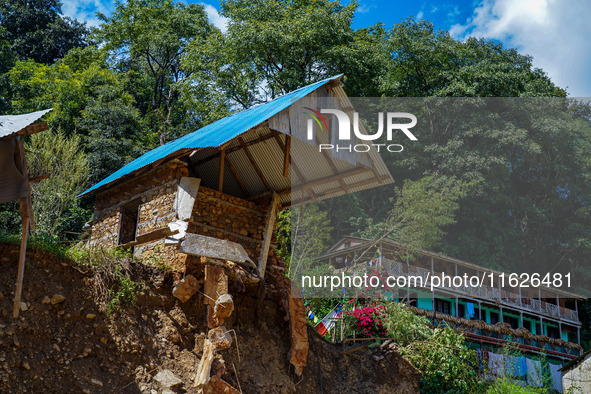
[342,259,580,323]
[429,315,581,358]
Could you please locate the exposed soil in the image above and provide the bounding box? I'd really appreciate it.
[0,242,420,393]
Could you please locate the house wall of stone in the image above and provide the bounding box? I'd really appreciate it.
[187,186,281,267]
[89,160,283,273]
[89,160,189,249]
[563,356,591,393]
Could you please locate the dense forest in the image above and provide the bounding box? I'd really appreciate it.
[1,0,591,347]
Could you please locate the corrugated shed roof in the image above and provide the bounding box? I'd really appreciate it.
[82,75,344,196]
[0,109,52,139]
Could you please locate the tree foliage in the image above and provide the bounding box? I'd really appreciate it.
[0,0,88,64]
[26,128,89,236]
[96,0,216,144]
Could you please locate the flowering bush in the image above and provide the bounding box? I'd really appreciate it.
[342,304,388,337]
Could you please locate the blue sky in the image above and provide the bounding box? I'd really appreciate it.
[62,0,591,97]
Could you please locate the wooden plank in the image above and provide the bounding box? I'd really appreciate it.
[283,135,291,178]
[238,137,271,191]
[224,154,250,197]
[195,339,215,388]
[218,148,225,192]
[180,233,256,270]
[116,227,179,249]
[204,265,228,306]
[258,193,280,279]
[12,216,30,318]
[18,122,48,136]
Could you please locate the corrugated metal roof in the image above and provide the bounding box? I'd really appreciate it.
[82,75,345,196]
[0,109,52,139]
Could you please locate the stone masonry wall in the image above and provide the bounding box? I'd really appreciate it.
[89,160,283,273]
[89,160,188,249]
[188,186,281,267]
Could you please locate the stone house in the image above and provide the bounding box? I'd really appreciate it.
[82,74,392,277]
[81,74,393,380]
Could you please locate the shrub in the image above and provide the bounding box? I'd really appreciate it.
[342,303,388,337]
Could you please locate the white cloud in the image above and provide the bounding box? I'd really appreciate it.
[61,0,111,27]
[358,4,377,14]
[200,3,229,33]
[450,0,591,96]
[417,10,424,20]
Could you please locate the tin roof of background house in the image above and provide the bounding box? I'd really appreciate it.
[82,75,345,196]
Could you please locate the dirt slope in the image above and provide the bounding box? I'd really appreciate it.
[0,242,420,393]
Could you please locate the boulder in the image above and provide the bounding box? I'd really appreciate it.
[172,275,199,303]
[154,369,182,389]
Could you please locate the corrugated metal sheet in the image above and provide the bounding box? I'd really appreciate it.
[0,109,52,139]
[82,75,344,196]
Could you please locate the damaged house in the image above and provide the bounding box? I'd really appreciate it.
[81,74,393,389]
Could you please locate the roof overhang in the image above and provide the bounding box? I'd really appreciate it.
[0,109,51,140]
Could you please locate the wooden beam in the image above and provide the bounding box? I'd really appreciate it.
[287,175,391,206]
[281,167,371,196]
[29,174,50,183]
[194,133,276,167]
[12,216,30,318]
[316,133,349,193]
[258,193,280,279]
[224,154,250,197]
[324,79,343,92]
[18,122,48,136]
[238,137,271,191]
[116,227,179,249]
[249,167,372,202]
[270,131,317,201]
[283,135,291,178]
[218,148,225,192]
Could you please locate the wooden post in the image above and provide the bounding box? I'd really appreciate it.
[13,137,34,319]
[13,216,30,318]
[258,193,280,279]
[218,149,225,192]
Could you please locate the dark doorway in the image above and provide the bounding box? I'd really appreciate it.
[118,199,140,245]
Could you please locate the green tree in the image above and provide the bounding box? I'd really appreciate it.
[96,0,216,145]
[6,50,145,183]
[0,0,88,64]
[354,175,470,255]
[26,128,89,236]
[383,18,565,97]
[0,26,15,113]
[278,204,333,279]
[190,0,389,108]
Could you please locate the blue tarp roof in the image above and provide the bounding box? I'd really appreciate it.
[82,74,343,196]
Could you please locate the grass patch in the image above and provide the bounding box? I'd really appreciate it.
[65,245,145,315]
